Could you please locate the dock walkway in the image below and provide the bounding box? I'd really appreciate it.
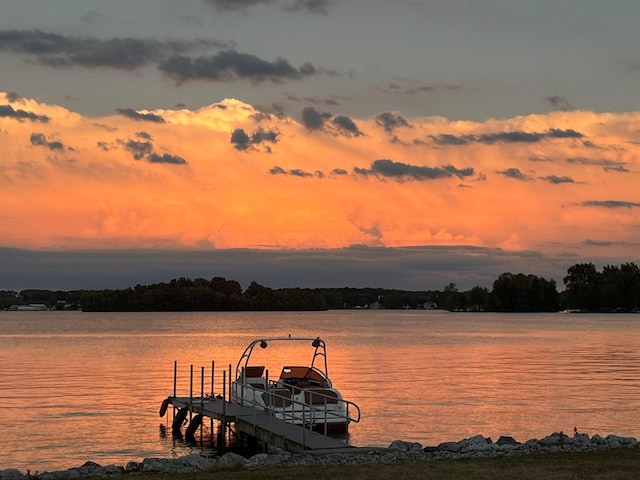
[168,396,353,452]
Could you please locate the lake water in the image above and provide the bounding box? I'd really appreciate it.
[1,310,640,472]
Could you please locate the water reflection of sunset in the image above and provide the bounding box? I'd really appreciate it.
[3,310,640,473]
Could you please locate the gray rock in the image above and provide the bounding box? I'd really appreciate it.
[0,469,25,480]
[218,452,247,469]
[459,435,492,452]
[389,440,423,453]
[438,441,461,452]
[497,435,520,446]
[606,434,637,446]
[573,433,590,446]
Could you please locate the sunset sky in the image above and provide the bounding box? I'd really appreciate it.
[1,0,639,292]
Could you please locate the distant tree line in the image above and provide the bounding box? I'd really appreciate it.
[562,262,640,312]
[2,262,639,313]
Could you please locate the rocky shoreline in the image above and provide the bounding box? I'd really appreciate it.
[1,431,637,480]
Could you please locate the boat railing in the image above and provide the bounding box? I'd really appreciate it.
[231,381,360,431]
[231,382,317,427]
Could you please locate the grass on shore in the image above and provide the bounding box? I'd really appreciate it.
[108,448,640,480]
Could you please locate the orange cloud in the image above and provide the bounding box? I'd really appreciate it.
[1,92,639,263]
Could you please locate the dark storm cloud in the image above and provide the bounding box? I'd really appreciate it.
[331,115,362,137]
[30,132,64,151]
[230,127,280,151]
[375,112,410,133]
[204,0,330,15]
[116,108,166,123]
[540,175,575,184]
[0,104,49,122]
[158,50,319,84]
[497,168,531,181]
[0,29,228,70]
[148,153,187,165]
[430,128,584,146]
[330,168,348,175]
[355,159,475,181]
[581,200,640,209]
[544,95,575,111]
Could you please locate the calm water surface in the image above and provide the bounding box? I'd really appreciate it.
[1,310,640,472]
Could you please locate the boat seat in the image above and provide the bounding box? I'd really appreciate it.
[262,388,292,407]
[304,389,339,405]
[244,365,265,377]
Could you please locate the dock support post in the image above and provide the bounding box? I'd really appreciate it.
[189,364,194,423]
[211,360,216,438]
[172,361,177,424]
[200,366,205,440]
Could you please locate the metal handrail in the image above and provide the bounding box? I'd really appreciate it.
[231,381,360,426]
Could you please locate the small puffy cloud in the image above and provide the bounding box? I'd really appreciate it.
[5,91,22,102]
[230,127,279,151]
[355,159,475,181]
[269,166,321,178]
[375,112,410,133]
[331,115,362,137]
[544,95,575,111]
[124,139,153,160]
[135,131,152,140]
[116,108,165,123]
[540,175,575,184]
[148,153,187,165]
[0,104,49,122]
[158,50,319,84]
[301,107,361,137]
[497,168,531,181]
[121,136,187,165]
[230,128,251,151]
[301,106,329,131]
[30,132,65,151]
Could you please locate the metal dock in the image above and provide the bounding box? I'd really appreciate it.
[167,396,353,451]
[161,361,357,452]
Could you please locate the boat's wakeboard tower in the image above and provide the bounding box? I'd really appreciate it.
[235,336,330,387]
